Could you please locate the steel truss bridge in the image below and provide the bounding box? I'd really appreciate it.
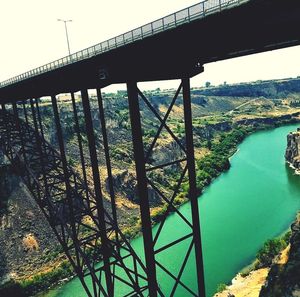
[0,0,300,296]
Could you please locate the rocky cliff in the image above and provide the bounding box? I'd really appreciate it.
[259,214,300,297]
[286,129,300,172]
[196,77,300,99]
[0,153,62,286]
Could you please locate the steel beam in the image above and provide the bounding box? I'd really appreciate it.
[22,101,29,125]
[182,78,206,297]
[96,88,119,241]
[127,81,159,297]
[51,95,93,296]
[70,92,90,200]
[126,79,206,296]
[12,102,29,172]
[80,89,114,297]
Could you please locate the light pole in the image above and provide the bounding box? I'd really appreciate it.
[57,19,72,56]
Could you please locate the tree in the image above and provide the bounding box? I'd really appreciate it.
[256,238,287,266]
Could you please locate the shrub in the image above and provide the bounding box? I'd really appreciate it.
[20,260,73,295]
[173,193,187,206]
[283,230,292,245]
[256,238,287,267]
[122,223,141,240]
[216,283,227,293]
[151,204,168,223]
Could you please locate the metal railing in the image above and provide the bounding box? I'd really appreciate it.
[0,0,248,89]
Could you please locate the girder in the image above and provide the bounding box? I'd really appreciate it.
[1,0,300,101]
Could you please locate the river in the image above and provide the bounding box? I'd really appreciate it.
[41,123,300,297]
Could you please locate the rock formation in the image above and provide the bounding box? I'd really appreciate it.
[259,214,300,297]
[0,153,61,285]
[285,128,300,172]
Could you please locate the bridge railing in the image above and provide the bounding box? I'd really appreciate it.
[0,0,248,89]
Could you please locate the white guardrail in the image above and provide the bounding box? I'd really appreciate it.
[0,0,249,88]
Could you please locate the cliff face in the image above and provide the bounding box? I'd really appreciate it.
[285,129,300,171]
[196,77,300,99]
[0,155,61,285]
[259,215,300,297]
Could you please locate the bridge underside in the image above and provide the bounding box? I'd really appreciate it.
[1,0,300,102]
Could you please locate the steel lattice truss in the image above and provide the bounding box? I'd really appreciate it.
[0,78,205,296]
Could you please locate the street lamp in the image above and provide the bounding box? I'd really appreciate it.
[57,19,72,56]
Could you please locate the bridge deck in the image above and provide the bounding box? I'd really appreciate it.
[1,0,300,101]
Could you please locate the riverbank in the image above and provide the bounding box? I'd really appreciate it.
[213,214,300,297]
[214,268,270,297]
[214,241,287,297]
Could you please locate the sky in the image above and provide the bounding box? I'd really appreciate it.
[1,0,300,93]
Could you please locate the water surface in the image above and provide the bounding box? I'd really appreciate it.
[42,124,300,297]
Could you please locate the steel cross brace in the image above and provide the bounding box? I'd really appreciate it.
[0,98,155,297]
[126,78,206,297]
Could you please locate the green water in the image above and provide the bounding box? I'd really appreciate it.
[42,124,300,297]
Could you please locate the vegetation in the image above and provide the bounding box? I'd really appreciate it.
[256,231,291,267]
[195,127,249,192]
[151,203,168,223]
[216,283,227,293]
[21,261,73,295]
[197,77,300,99]
[122,220,142,239]
[256,238,287,267]
[0,261,73,297]
[110,145,132,163]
